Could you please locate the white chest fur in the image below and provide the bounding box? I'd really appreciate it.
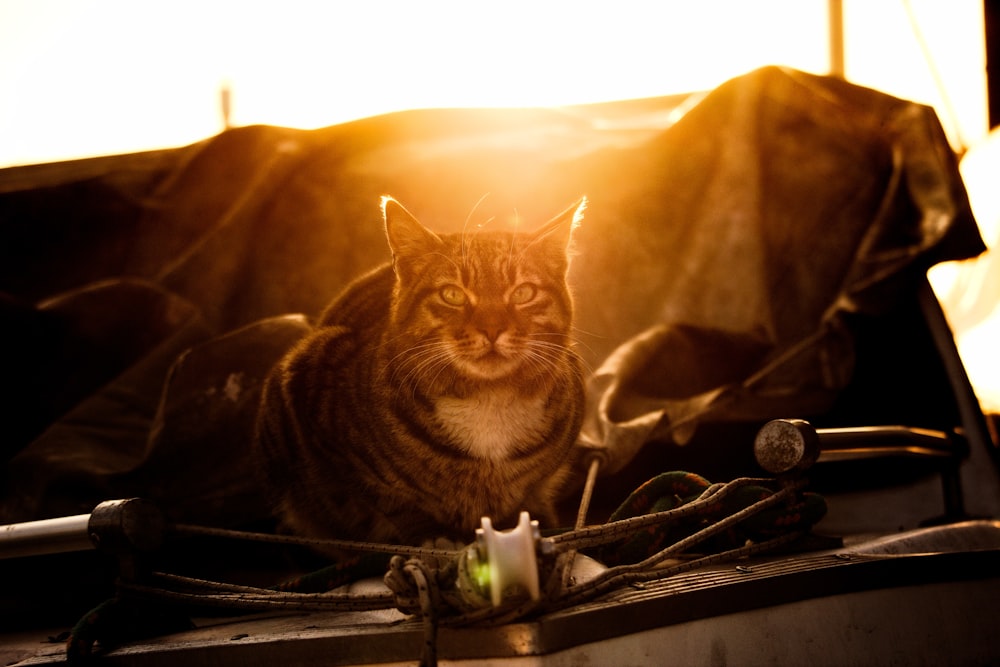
[435,389,547,460]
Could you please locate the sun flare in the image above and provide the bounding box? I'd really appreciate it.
[2,0,986,168]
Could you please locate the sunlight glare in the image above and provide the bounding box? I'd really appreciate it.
[0,1,988,167]
[0,0,832,166]
[930,130,1000,412]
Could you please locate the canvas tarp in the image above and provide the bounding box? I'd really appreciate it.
[0,66,983,526]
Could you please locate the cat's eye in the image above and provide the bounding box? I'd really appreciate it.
[510,283,537,305]
[439,285,467,306]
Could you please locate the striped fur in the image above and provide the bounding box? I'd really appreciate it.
[254,197,587,547]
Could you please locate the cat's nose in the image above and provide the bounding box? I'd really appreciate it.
[478,324,507,343]
[473,308,507,343]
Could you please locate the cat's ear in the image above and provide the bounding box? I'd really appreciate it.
[529,196,586,249]
[382,196,443,263]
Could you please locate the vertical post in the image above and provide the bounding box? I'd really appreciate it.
[986,0,1000,128]
[829,0,845,79]
[220,81,233,130]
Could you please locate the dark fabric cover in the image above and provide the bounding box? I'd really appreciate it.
[0,67,983,525]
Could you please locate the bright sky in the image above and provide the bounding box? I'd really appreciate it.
[0,0,988,167]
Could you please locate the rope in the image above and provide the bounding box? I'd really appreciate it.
[128,476,810,618]
[553,531,805,610]
[401,558,441,667]
[384,556,455,666]
[552,455,604,598]
[170,523,460,560]
[434,479,810,626]
[71,472,824,662]
[169,477,793,562]
[119,572,395,612]
[554,487,804,608]
[574,456,603,530]
[547,477,799,552]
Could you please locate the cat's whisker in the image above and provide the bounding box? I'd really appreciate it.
[467,216,497,263]
[375,328,424,352]
[523,339,593,379]
[506,210,521,274]
[568,324,604,339]
[377,333,460,381]
[392,344,450,386]
[519,351,558,379]
[396,344,457,395]
[397,361,442,400]
[383,346,447,391]
[462,193,492,269]
[519,341,563,370]
[383,338,447,363]
[426,252,464,275]
[379,340,450,384]
[527,331,599,368]
[424,353,458,394]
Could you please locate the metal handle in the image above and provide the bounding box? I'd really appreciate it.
[0,498,164,560]
[754,419,960,475]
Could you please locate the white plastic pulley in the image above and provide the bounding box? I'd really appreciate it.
[475,511,541,607]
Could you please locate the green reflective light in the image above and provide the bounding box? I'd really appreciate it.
[473,561,491,589]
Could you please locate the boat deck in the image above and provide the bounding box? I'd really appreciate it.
[6,522,1000,666]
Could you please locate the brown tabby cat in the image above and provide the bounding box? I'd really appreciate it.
[254,196,587,548]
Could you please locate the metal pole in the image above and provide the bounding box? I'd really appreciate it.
[829,0,845,78]
[0,513,94,559]
[0,498,164,560]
